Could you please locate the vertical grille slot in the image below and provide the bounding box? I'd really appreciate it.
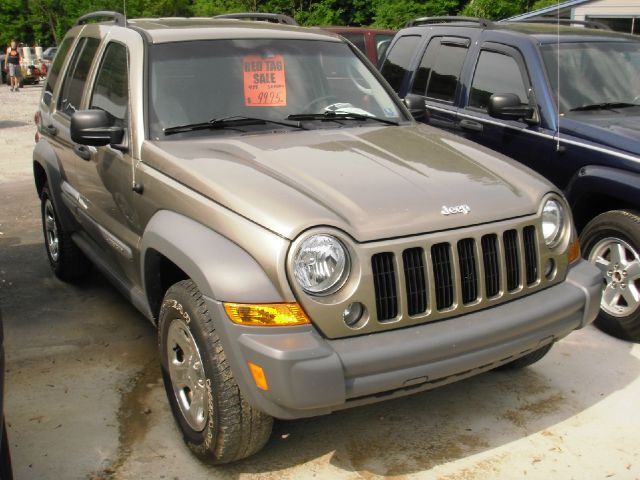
[431,243,454,310]
[372,252,398,321]
[457,238,478,304]
[402,247,427,316]
[482,234,500,297]
[523,226,538,285]
[503,229,520,291]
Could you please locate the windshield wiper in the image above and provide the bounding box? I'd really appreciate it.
[570,102,639,112]
[287,111,399,126]
[164,115,305,136]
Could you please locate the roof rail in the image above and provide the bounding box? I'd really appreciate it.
[507,18,612,30]
[76,11,126,27]
[213,13,299,26]
[405,16,493,28]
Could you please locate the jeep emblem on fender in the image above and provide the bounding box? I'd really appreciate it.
[441,204,471,215]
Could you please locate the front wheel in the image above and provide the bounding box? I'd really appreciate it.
[158,280,273,464]
[580,210,640,342]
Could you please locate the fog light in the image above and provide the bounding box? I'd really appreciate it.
[343,302,365,328]
[544,258,556,279]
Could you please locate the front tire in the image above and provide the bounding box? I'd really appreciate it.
[580,210,640,342]
[158,280,273,464]
[40,185,90,281]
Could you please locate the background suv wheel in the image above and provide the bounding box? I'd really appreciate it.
[581,210,640,342]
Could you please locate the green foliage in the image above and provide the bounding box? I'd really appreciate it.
[0,0,551,47]
[531,0,560,11]
[461,0,526,19]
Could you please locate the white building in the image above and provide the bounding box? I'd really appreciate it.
[507,0,640,34]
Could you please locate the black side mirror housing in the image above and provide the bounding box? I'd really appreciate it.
[70,110,125,147]
[403,94,428,121]
[488,93,535,122]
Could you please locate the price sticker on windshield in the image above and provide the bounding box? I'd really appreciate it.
[243,55,287,107]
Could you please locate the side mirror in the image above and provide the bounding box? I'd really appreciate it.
[488,93,534,122]
[403,94,428,121]
[70,110,124,147]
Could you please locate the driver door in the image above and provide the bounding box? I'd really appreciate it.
[74,41,139,282]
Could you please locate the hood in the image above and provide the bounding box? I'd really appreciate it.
[561,110,640,156]
[142,124,551,242]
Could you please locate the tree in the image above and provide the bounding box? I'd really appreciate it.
[373,0,463,29]
[461,0,526,19]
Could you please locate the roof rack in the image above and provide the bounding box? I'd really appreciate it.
[213,13,299,26]
[507,18,612,30]
[405,16,493,28]
[76,11,126,27]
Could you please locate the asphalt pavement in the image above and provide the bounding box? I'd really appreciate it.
[1,84,639,480]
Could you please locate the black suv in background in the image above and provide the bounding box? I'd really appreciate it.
[380,17,640,342]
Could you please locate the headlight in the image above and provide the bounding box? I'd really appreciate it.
[293,234,350,295]
[542,199,565,247]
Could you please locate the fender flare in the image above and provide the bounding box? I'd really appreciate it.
[140,210,284,304]
[565,165,640,208]
[33,140,77,231]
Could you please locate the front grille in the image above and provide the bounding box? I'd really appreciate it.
[481,234,500,297]
[432,243,454,310]
[457,238,478,304]
[503,229,520,291]
[371,252,398,321]
[371,225,540,322]
[523,226,538,285]
[403,248,427,315]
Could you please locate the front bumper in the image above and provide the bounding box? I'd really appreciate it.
[207,260,601,419]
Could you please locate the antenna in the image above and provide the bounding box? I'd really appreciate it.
[123,0,127,24]
[556,0,561,152]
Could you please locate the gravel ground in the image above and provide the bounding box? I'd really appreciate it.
[0,83,640,480]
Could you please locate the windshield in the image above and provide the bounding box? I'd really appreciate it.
[148,39,406,139]
[541,41,640,114]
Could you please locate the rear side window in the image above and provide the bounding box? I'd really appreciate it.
[412,37,469,103]
[341,33,366,54]
[43,37,73,107]
[469,50,528,111]
[380,35,421,93]
[57,37,100,116]
[89,42,129,128]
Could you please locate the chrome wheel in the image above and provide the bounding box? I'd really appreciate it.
[166,319,208,432]
[589,237,640,318]
[44,198,60,262]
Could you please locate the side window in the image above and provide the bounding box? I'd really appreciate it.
[469,50,528,111]
[341,33,367,54]
[375,34,394,63]
[412,37,469,103]
[43,37,73,107]
[380,35,421,93]
[89,43,129,128]
[57,37,100,116]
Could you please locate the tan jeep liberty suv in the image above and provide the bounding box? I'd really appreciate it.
[33,11,601,464]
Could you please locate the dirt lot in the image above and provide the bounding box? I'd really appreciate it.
[1,85,640,480]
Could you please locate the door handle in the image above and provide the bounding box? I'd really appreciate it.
[459,119,483,132]
[74,144,93,161]
[45,124,58,136]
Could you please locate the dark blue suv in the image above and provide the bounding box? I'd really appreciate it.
[380,17,640,341]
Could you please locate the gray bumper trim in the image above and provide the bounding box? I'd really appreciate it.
[206,260,601,420]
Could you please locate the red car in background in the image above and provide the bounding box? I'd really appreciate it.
[213,13,395,65]
[318,27,395,65]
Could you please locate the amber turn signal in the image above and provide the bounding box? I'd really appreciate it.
[248,362,269,391]
[568,238,581,263]
[224,302,311,326]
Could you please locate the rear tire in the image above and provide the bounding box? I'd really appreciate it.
[580,210,640,342]
[494,343,553,371]
[158,280,273,464]
[40,185,90,281]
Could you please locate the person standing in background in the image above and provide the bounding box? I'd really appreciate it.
[4,40,22,92]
